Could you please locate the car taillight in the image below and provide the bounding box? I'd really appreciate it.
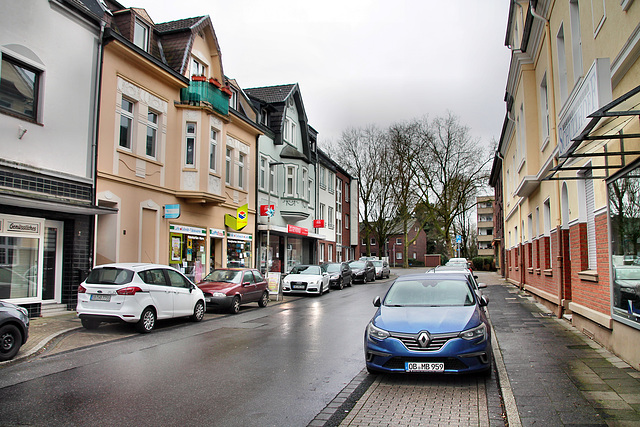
[78,285,86,293]
[116,286,142,295]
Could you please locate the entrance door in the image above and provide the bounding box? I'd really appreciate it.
[42,220,63,302]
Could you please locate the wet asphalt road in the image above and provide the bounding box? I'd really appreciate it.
[0,276,395,426]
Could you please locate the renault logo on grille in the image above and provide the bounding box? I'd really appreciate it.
[417,332,430,348]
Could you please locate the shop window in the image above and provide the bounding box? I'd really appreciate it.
[0,236,39,299]
[0,54,41,121]
[227,236,251,268]
[169,227,206,283]
[608,164,640,327]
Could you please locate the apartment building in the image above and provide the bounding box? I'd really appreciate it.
[476,196,494,258]
[490,0,640,367]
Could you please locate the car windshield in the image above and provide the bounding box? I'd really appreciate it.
[324,264,341,273]
[616,267,640,280]
[85,267,134,285]
[349,261,366,269]
[290,265,321,275]
[203,270,242,283]
[372,261,383,267]
[384,279,474,307]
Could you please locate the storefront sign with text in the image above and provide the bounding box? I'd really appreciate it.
[287,224,308,236]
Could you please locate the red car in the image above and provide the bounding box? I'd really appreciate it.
[198,269,269,314]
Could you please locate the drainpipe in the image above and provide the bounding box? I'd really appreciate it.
[91,20,106,269]
[530,2,565,318]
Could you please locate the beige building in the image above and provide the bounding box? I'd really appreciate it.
[476,196,494,258]
[493,0,640,368]
[96,4,261,283]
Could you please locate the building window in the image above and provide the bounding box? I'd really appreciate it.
[345,183,349,199]
[328,207,334,229]
[134,19,149,51]
[328,245,333,262]
[540,74,550,145]
[370,238,376,246]
[283,117,290,142]
[228,87,237,110]
[260,108,268,126]
[569,0,583,83]
[0,55,41,121]
[286,166,296,196]
[582,169,596,270]
[320,203,326,221]
[146,110,158,158]
[396,238,402,245]
[209,128,217,171]
[345,214,349,229]
[328,172,334,193]
[557,24,568,104]
[190,57,206,77]
[259,157,267,190]
[185,122,196,167]
[319,243,325,263]
[269,163,276,193]
[238,153,245,189]
[225,147,232,185]
[396,252,402,260]
[119,98,135,149]
[302,169,308,201]
[319,167,326,189]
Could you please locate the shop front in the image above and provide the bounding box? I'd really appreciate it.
[258,224,321,274]
[169,224,207,283]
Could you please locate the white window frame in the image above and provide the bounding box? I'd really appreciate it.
[209,128,218,172]
[259,156,267,190]
[328,206,334,229]
[540,74,550,148]
[238,153,245,189]
[119,97,135,150]
[190,57,206,77]
[225,147,232,185]
[134,19,149,51]
[302,169,308,201]
[286,166,296,196]
[146,109,158,158]
[0,53,43,122]
[185,122,196,167]
[328,171,334,193]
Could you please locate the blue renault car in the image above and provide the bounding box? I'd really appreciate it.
[364,273,492,374]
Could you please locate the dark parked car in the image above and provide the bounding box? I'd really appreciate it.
[365,273,491,375]
[322,262,353,290]
[198,268,269,314]
[0,300,30,361]
[348,260,376,283]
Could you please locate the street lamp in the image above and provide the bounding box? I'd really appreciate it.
[266,161,284,278]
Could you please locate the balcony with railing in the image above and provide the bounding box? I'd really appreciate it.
[179,79,230,116]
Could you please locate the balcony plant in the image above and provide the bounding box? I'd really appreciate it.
[191,75,206,82]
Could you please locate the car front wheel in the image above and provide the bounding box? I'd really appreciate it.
[258,292,269,308]
[0,324,22,361]
[229,296,241,314]
[191,301,205,322]
[136,307,156,333]
[337,277,344,290]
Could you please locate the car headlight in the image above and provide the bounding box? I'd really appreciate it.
[367,322,390,341]
[460,324,486,342]
[17,306,28,317]
[212,292,226,297]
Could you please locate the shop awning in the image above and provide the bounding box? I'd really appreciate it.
[0,194,118,215]
[544,84,640,181]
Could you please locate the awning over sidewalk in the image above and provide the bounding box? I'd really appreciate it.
[544,84,640,181]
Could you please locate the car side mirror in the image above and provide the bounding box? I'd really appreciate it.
[479,295,489,306]
[478,282,487,289]
[373,296,381,307]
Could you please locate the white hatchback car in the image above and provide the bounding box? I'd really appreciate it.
[282,264,330,295]
[76,263,205,333]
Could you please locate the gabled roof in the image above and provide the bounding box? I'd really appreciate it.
[244,84,297,104]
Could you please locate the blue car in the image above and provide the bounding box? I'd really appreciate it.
[364,273,492,374]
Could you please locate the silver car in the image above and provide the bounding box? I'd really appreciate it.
[372,260,390,279]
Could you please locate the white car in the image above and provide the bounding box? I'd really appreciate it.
[282,264,330,295]
[76,263,205,333]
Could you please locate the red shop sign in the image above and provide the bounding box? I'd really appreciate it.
[313,219,325,228]
[287,224,309,236]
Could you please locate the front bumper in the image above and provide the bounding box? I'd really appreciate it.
[282,282,322,294]
[364,332,492,374]
[204,294,234,310]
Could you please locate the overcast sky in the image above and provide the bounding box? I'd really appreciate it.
[128,0,511,149]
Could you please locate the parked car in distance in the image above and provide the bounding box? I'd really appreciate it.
[0,300,29,361]
[76,263,205,333]
[282,264,330,295]
[348,260,376,283]
[198,268,269,314]
[365,273,492,375]
[446,258,473,271]
[426,265,487,295]
[322,262,352,290]
[372,260,390,279]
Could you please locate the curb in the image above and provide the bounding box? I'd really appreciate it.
[0,326,82,366]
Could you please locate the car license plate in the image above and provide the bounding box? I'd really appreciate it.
[405,362,444,372]
[292,284,306,290]
[90,294,111,302]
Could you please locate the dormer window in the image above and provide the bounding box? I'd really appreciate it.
[260,108,268,126]
[228,87,237,110]
[134,19,149,51]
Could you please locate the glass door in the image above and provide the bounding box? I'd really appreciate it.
[42,220,63,302]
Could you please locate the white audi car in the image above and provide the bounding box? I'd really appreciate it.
[76,263,205,333]
[282,264,330,295]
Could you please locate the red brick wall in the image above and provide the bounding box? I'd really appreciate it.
[569,213,610,315]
